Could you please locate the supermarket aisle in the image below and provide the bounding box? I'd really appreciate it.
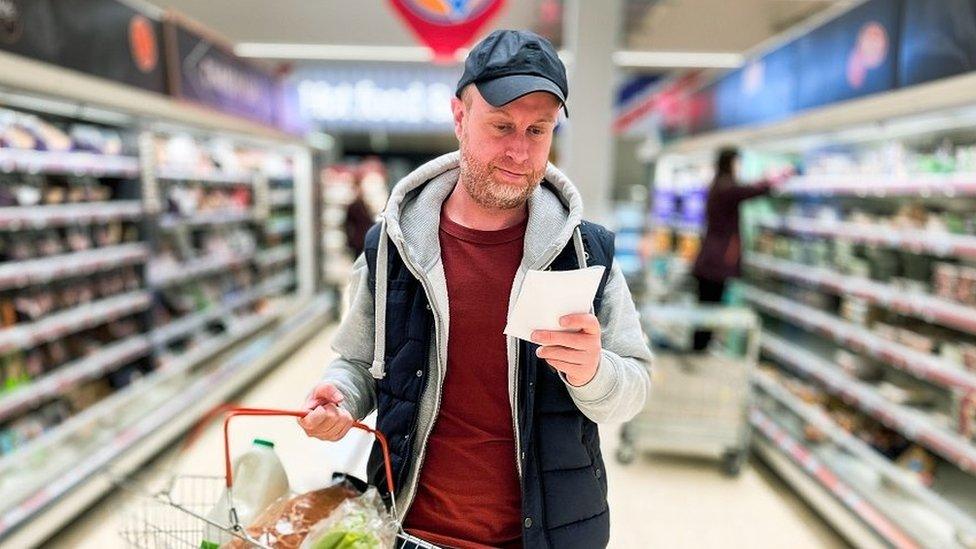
[52,325,846,549]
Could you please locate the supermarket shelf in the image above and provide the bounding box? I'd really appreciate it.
[263,270,297,295]
[0,294,333,548]
[759,217,976,261]
[777,173,976,197]
[0,148,139,178]
[156,168,254,185]
[148,252,255,288]
[743,285,976,392]
[158,209,255,229]
[0,201,142,230]
[753,369,976,543]
[761,332,976,473]
[265,218,295,236]
[745,254,976,336]
[0,243,149,291]
[255,244,296,268]
[0,291,151,354]
[750,408,920,549]
[0,335,152,423]
[150,283,270,347]
[269,189,294,207]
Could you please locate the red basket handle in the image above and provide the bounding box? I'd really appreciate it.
[221,407,394,496]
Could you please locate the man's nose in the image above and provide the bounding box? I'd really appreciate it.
[505,134,530,164]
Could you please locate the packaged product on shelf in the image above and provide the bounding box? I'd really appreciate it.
[835,349,879,379]
[956,267,976,307]
[952,391,976,442]
[895,445,937,487]
[933,262,960,301]
[1,351,27,391]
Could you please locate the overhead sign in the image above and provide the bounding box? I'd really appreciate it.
[281,63,461,133]
[166,16,278,126]
[900,0,976,87]
[387,0,506,62]
[0,0,166,94]
[795,0,901,110]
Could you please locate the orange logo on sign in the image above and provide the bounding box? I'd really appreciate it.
[129,15,158,73]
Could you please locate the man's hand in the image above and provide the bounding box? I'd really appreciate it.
[532,313,602,387]
[298,382,355,441]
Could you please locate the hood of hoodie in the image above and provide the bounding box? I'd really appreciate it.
[378,150,585,272]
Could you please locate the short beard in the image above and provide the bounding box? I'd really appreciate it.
[458,139,544,210]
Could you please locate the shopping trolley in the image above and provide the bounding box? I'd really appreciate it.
[118,407,438,548]
[618,304,760,476]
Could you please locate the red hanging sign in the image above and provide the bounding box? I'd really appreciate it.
[388,0,507,63]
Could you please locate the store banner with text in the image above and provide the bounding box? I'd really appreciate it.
[165,17,278,127]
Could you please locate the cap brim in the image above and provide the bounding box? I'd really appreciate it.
[476,75,569,117]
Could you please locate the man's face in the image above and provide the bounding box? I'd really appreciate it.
[452,85,561,210]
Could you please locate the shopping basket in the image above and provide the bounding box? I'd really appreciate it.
[117,406,438,548]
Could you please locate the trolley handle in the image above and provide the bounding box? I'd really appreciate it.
[221,407,395,497]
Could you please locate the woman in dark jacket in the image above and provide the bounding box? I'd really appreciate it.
[691,147,784,350]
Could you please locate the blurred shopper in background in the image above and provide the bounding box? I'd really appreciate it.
[343,171,374,258]
[691,146,788,350]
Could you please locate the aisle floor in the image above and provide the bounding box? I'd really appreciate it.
[51,325,848,549]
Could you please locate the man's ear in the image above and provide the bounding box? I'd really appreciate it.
[451,97,465,142]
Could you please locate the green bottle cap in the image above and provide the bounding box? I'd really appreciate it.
[200,541,220,549]
[253,438,275,448]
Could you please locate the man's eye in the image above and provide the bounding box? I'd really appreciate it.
[494,124,509,131]
[530,127,546,136]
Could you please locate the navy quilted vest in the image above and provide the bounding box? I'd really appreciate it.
[364,215,615,549]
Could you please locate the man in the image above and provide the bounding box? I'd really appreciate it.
[299,30,652,549]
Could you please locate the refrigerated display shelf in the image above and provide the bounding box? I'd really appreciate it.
[751,408,923,549]
[0,149,140,178]
[0,201,143,230]
[155,169,254,186]
[255,244,295,268]
[0,294,333,548]
[0,312,274,536]
[0,335,152,422]
[0,243,149,291]
[761,333,976,473]
[269,189,294,207]
[158,209,255,229]
[149,284,269,347]
[758,217,976,261]
[777,173,976,197]
[743,285,976,392]
[746,254,976,336]
[0,291,151,354]
[753,370,976,544]
[148,252,255,288]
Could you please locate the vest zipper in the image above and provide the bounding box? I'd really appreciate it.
[383,236,445,519]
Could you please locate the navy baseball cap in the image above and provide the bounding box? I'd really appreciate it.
[456,30,569,116]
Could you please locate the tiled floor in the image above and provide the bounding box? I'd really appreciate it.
[51,325,848,548]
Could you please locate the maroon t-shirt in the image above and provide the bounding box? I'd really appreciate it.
[403,211,526,549]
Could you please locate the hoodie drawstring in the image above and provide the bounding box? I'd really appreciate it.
[371,218,389,379]
[572,225,588,268]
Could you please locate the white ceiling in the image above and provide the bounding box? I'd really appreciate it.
[147,0,541,48]
[146,0,850,71]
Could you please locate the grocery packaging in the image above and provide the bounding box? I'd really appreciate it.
[300,488,397,549]
[223,478,362,549]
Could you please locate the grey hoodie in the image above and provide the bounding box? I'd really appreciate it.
[322,151,652,518]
